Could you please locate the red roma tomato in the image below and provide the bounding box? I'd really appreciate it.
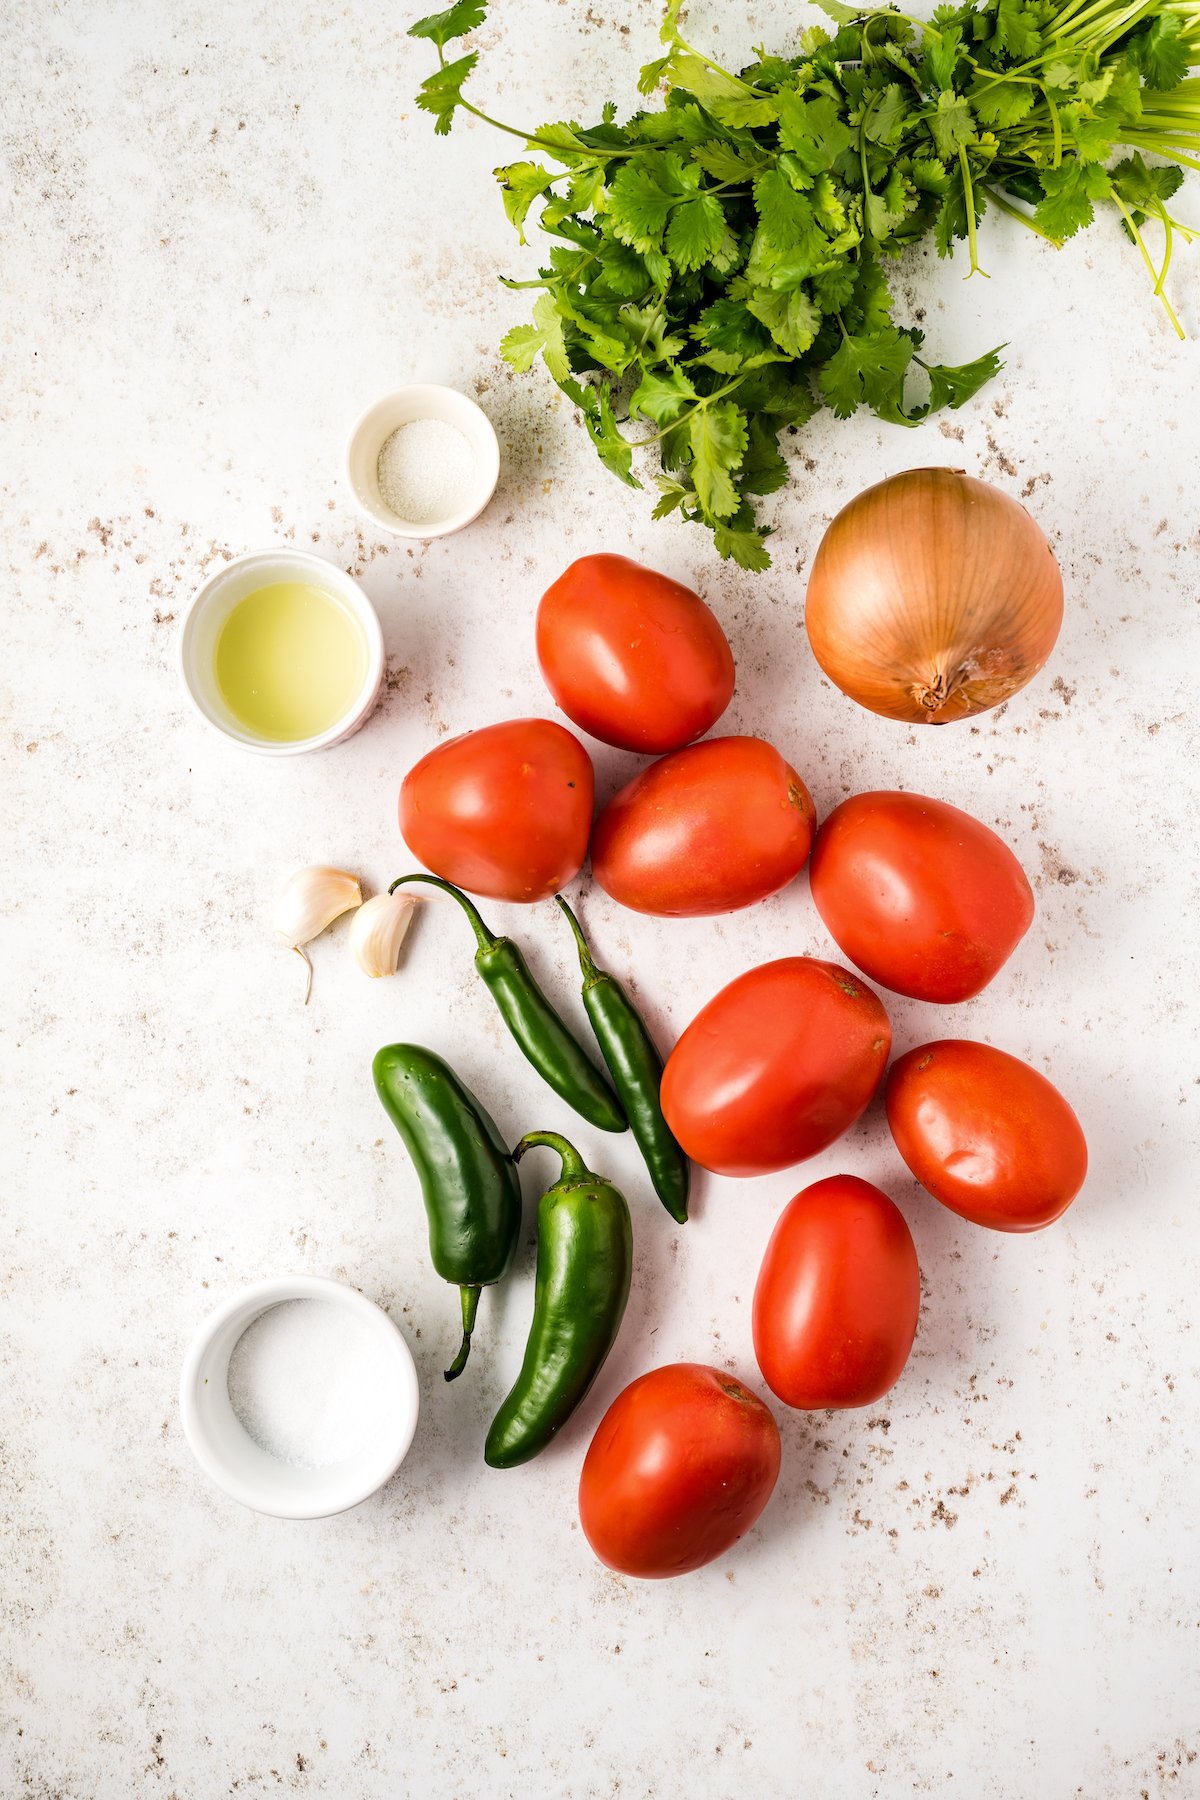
[579,1363,781,1579]
[590,736,816,917]
[399,718,594,903]
[753,1175,920,1410]
[809,791,1034,1002]
[536,554,736,754]
[660,957,891,1176]
[887,1039,1088,1231]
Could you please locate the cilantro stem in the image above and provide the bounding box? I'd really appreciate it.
[667,23,774,95]
[1046,91,1063,168]
[1112,191,1186,337]
[1154,202,1175,294]
[984,184,1065,244]
[625,376,748,447]
[434,45,645,160]
[958,149,990,278]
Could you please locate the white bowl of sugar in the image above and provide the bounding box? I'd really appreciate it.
[179,1274,420,1518]
[344,384,501,539]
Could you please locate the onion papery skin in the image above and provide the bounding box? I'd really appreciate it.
[804,468,1064,725]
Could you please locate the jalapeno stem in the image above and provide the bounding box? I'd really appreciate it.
[389,872,497,953]
[445,1284,481,1382]
[513,1130,592,1184]
[555,894,600,982]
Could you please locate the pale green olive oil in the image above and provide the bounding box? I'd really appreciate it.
[215,582,368,742]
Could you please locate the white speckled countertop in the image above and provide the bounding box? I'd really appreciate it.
[4,1,1200,1794]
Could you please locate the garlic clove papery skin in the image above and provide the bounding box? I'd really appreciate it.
[273,866,363,949]
[350,891,417,978]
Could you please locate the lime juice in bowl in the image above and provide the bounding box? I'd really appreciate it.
[179,550,384,754]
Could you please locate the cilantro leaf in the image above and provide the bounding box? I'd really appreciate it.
[754,168,821,252]
[638,54,671,96]
[651,477,691,520]
[692,139,771,181]
[776,93,856,171]
[927,91,976,158]
[1130,15,1188,90]
[1034,158,1113,240]
[495,162,558,243]
[689,401,748,518]
[409,0,486,49]
[500,291,571,381]
[920,344,1006,411]
[692,297,775,370]
[629,367,699,425]
[865,85,909,148]
[994,0,1041,60]
[608,160,684,252]
[819,328,913,418]
[666,55,779,127]
[925,23,964,90]
[415,53,478,136]
[738,416,790,495]
[1110,152,1185,213]
[746,285,823,356]
[713,515,773,571]
[579,382,640,488]
[665,192,728,270]
[971,80,1037,129]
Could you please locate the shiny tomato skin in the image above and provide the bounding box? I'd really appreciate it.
[578,1363,781,1579]
[536,554,736,753]
[399,718,594,903]
[808,791,1034,1003]
[887,1039,1088,1232]
[660,957,891,1176]
[590,736,816,917]
[753,1175,920,1410]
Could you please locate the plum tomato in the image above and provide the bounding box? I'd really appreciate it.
[578,1363,781,1579]
[808,791,1034,1003]
[589,736,816,917]
[536,554,735,754]
[660,957,891,1176]
[886,1039,1088,1232]
[753,1175,920,1410]
[399,717,594,902]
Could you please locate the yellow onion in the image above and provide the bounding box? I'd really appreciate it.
[804,468,1064,725]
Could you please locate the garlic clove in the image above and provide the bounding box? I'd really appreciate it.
[274,866,363,946]
[273,866,363,1005]
[350,891,418,979]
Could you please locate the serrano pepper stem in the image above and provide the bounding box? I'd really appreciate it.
[389,874,627,1134]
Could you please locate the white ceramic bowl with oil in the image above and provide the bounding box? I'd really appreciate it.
[345,384,500,538]
[178,548,384,755]
[179,1274,420,1519]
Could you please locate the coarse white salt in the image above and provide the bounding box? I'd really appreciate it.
[377,417,476,524]
[226,1298,394,1469]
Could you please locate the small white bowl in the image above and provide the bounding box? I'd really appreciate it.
[179,1274,420,1518]
[178,548,385,756]
[345,384,500,538]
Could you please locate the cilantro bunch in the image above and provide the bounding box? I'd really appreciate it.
[412,0,1199,569]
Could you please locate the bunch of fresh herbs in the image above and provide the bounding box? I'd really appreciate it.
[411,0,1199,568]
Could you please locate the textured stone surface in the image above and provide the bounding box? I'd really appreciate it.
[4,1,1199,1795]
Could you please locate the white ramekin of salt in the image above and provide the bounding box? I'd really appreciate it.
[179,1275,419,1518]
[345,384,500,539]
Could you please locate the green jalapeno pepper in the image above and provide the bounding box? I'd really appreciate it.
[372,1043,522,1381]
[556,895,690,1224]
[484,1131,632,1470]
[389,873,626,1135]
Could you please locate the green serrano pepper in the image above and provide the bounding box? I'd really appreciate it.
[556,895,690,1224]
[372,1043,522,1381]
[484,1131,632,1470]
[389,873,626,1135]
